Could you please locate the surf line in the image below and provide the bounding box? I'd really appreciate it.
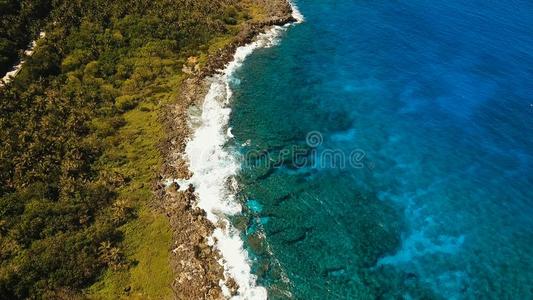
[183,2,303,299]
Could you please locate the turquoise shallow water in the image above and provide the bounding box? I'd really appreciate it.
[228,1,532,298]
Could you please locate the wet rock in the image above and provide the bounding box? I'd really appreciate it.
[247,232,267,255]
[225,277,239,296]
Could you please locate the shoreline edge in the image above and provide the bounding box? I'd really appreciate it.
[156,1,303,299]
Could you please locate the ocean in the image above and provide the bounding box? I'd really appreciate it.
[192,0,532,298]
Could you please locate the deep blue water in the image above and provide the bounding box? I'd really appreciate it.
[229,1,533,298]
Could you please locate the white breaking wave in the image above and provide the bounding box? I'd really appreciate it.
[1,32,46,87]
[290,0,305,23]
[183,2,303,299]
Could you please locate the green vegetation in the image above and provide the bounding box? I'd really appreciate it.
[0,0,52,74]
[0,0,254,298]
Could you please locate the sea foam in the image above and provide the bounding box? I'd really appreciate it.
[184,2,303,299]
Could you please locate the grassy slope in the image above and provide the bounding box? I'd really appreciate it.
[87,76,182,299]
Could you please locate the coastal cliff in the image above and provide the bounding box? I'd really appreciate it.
[157,1,296,298]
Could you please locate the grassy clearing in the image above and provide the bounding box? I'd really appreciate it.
[242,0,269,20]
[87,90,176,299]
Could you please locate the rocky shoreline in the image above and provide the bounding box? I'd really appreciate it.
[154,1,296,299]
